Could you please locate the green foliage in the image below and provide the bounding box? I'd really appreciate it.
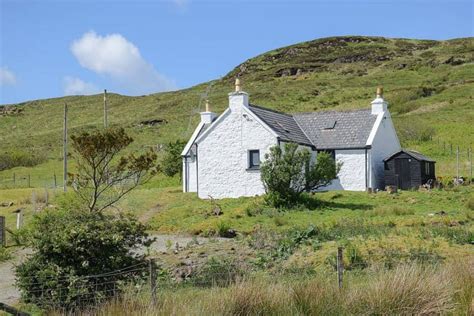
[0,150,46,171]
[260,143,339,208]
[161,140,187,178]
[216,220,232,237]
[15,208,152,310]
[466,196,474,211]
[304,151,342,191]
[395,117,436,143]
[423,226,474,245]
[191,257,244,287]
[260,143,308,207]
[345,243,368,270]
[0,246,12,262]
[70,127,158,212]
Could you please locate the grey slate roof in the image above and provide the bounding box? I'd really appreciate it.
[384,150,436,162]
[293,109,377,149]
[248,104,313,146]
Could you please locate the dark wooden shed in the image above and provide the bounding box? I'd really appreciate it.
[384,150,436,190]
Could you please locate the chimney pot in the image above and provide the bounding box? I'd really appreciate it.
[205,99,210,112]
[235,78,241,92]
[376,86,383,98]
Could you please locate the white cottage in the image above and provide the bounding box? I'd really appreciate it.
[182,80,401,199]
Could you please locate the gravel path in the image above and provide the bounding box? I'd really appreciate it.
[0,234,227,305]
[0,248,32,305]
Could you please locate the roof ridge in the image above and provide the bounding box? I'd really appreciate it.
[293,115,316,147]
[293,108,372,116]
[248,104,293,117]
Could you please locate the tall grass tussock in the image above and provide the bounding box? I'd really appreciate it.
[68,260,472,316]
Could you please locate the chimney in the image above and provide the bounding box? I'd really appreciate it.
[200,99,216,124]
[371,86,388,115]
[228,78,249,112]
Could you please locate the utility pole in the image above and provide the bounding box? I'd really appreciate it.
[63,103,68,192]
[104,89,108,128]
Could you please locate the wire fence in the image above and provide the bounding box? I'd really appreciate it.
[0,173,64,190]
[13,261,153,314]
[5,245,459,315]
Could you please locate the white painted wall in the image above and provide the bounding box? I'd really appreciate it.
[368,111,401,189]
[183,155,198,192]
[320,149,367,191]
[196,98,277,199]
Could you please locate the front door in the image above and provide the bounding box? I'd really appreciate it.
[395,158,411,190]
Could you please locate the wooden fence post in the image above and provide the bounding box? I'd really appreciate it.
[13,173,16,186]
[28,174,31,188]
[470,147,473,184]
[15,210,22,230]
[337,247,344,289]
[149,259,157,305]
[32,191,36,211]
[456,146,460,181]
[0,216,5,247]
[54,173,57,188]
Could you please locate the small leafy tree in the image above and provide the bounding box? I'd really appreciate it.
[304,151,342,191]
[161,139,187,178]
[16,128,156,310]
[69,128,158,212]
[260,143,340,207]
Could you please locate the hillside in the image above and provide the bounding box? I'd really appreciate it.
[1,36,473,181]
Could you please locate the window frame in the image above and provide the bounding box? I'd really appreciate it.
[247,149,261,170]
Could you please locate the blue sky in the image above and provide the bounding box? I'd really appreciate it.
[1,0,472,104]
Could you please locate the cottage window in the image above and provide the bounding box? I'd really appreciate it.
[248,150,260,169]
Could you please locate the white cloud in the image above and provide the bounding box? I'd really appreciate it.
[172,0,189,9]
[0,67,17,86]
[70,31,175,95]
[63,76,99,96]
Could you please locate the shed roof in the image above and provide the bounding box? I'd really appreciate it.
[384,149,436,162]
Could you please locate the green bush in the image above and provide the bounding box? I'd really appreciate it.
[0,150,46,171]
[260,143,340,208]
[0,246,12,262]
[161,140,187,178]
[15,208,153,310]
[395,117,435,143]
[191,257,245,287]
[466,196,474,211]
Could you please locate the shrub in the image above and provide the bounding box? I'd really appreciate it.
[15,208,152,310]
[215,220,234,238]
[261,143,340,208]
[425,226,474,245]
[0,150,47,171]
[191,257,245,287]
[466,196,474,211]
[161,140,187,178]
[0,246,12,262]
[395,117,435,143]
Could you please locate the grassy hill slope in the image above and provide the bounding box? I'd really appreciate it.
[1,36,473,181]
